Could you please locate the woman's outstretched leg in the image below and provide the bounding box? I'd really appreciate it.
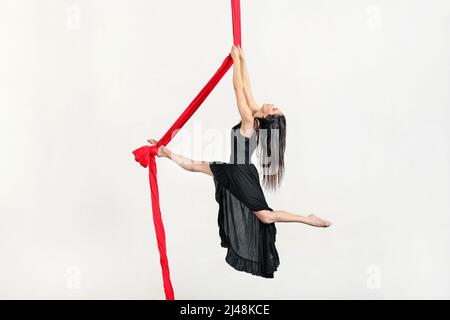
[254,210,332,228]
[147,138,212,176]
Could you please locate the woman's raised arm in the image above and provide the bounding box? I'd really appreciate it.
[238,46,260,114]
[231,45,254,130]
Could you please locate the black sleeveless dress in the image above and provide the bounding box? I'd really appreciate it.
[209,122,280,278]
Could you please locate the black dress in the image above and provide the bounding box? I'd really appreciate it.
[209,122,280,278]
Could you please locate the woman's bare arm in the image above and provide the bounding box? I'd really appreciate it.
[231,46,254,130]
[238,46,260,113]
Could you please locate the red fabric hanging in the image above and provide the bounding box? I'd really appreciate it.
[132,0,241,300]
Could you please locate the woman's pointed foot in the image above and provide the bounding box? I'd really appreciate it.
[147,138,170,158]
[307,214,332,228]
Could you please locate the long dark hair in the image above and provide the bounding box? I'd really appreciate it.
[254,115,287,191]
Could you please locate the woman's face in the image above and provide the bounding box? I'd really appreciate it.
[261,103,283,117]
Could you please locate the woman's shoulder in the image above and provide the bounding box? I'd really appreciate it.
[232,120,256,139]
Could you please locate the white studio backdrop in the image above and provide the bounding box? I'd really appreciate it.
[0,0,449,299]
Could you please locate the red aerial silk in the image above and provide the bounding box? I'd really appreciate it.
[132,0,241,300]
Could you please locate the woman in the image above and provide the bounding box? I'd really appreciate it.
[148,45,331,278]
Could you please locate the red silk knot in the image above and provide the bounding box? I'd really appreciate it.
[132,145,159,168]
[149,145,159,157]
[132,0,242,300]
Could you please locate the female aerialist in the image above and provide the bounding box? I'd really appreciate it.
[148,45,331,278]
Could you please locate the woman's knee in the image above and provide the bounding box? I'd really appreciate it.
[254,210,276,224]
[191,161,212,176]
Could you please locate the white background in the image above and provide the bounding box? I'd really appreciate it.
[1,0,449,299]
